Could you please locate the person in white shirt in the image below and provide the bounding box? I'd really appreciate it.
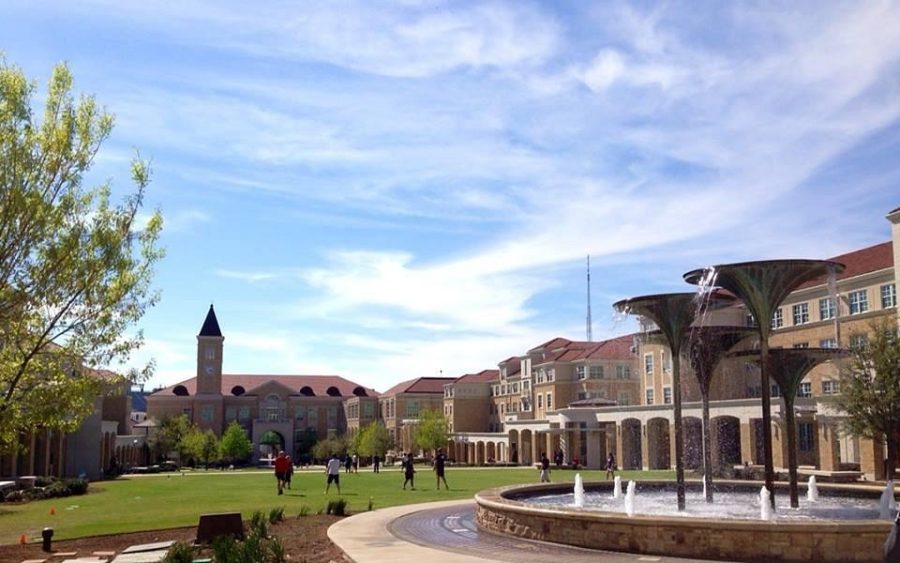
[325,453,342,495]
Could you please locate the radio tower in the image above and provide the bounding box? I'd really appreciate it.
[586,255,593,342]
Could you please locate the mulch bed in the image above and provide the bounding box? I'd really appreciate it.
[0,514,347,562]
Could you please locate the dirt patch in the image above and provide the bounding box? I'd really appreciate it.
[0,514,346,562]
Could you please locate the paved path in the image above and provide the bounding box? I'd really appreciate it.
[328,499,731,563]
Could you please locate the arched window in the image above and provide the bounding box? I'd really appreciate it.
[172,385,189,396]
[230,386,245,396]
[353,386,368,397]
[326,386,341,397]
[299,386,315,396]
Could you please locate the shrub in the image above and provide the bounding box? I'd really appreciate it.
[211,534,239,562]
[249,510,268,538]
[325,498,348,516]
[298,504,311,517]
[268,506,284,524]
[64,478,89,495]
[161,541,195,563]
[267,536,286,563]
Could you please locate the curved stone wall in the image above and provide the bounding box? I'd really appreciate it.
[475,480,892,562]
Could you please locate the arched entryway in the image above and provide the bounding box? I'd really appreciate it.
[646,417,671,470]
[621,418,643,470]
[683,416,703,470]
[711,415,741,470]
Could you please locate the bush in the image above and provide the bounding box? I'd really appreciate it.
[267,536,286,563]
[325,498,348,516]
[161,541,195,563]
[249,510,268,538]
[268,506,284,524]
[298,504,311,517]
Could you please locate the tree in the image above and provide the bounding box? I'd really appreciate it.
[357,421,393,459]
[312,435,347,461]
[184,427,219,468]
[414,409,450,457]
[0,59,163,451]
[151,414,192,463]
[219,421,252,464]
[838,320,900,480]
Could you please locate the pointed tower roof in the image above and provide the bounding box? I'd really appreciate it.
[199,304,223,337]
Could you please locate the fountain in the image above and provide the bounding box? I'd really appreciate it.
[613,292,733,510]
[732,347,847,508]
[808,475,819,502]
[613,475,622,498]
[624,480,636,516]
[684,259,844,507]
[573,474,585,508]
[882,481,898,519]
[760,486,774,521]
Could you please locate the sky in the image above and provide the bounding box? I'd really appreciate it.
[2,1,899,393]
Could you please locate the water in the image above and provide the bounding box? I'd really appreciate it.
[624,480,636,517]
[760,487,774,521]
[881,480,897,519]
[573,474,585,508]
[613,476,622,499]
[527,487,882,521]
[807,476,819,502]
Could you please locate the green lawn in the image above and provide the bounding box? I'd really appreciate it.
[0,466,674,544]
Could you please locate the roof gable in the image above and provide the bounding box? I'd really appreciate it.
[199,305,223,337]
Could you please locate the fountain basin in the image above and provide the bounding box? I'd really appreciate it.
[475,480,893,562]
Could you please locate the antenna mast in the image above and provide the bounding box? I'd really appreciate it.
[586,255,593,342]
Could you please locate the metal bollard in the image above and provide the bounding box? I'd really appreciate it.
[41,527,53,552]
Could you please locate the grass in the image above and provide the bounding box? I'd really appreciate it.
[0,466,673,544]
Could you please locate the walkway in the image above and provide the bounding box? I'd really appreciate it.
[328,499,731,563]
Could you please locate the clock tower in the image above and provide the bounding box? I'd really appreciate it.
[196,304,224,395]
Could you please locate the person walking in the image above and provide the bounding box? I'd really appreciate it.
[539,452,551,483]
[402,453,415,490]
[285,455,294,490]
[344,454,352,474]
[605,452,616,479]
[325,453,342,495]
[352,453,359,473]
[433,449,449,490]
[273,451,290,495]
[373,454,381,473]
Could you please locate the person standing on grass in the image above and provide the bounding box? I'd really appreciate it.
[325,453,342,495]
[402,453,415,490]
[605,452,616,479]
[285,455,294,490]
[373,454,381,473]
[274,450,290,495]
[539,452,551,483]
[434,449,449,490]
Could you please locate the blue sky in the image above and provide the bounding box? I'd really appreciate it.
[3,1,899,392]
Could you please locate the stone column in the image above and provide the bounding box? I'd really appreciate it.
[772,419,787,470]
[641,423,651,471]
[740,421,754,466]
[817,420,840,471]
[858,437,886,481]
[614,423,624,470]
[668,421,678,470]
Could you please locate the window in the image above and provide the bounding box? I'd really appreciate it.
[746,313,757,328]
[327,406,337,426]
[644,353,654,377]
[590,365,604,379]
[200,405,214,423]
[618,392,630,405]
[225,406,237,421]
[406,401,419,417]
[645,389,655,405]
[848,290,868,314]
[547,368,555,382]
[770,384,781,398]
[661,351,672,375]
[537,394,543,409]
[238,406,250,420]
[798,422,815,451]
[616,365,631,379]
[819,298,836,321]
[819,338,837,349]
[850,333,869,349]
[792,303,809,325]
[205,347,215,360]
[798,382,812,398]
[793,342,809,349]
[576,366,586,380]
[546,393,552,410]
[294,407,305,421]
[822,380,839,395]
[663,387,672,404]
[307,408,318,428]
[266,407,281,422]
[882,284,897,309]
[771,308,784,329]
[577,392,587,401]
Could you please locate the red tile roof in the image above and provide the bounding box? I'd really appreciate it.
[380,376,456,397]
[796,241,892,290]
[153,374,379,398]
[499,357,522,376]
[535,334,637,364]
[454,369,500,384]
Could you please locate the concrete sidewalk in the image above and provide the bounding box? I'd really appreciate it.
[328,500,485,563]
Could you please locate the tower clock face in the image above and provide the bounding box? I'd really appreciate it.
[205,365,214,375]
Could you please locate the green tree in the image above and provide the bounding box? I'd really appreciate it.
[357,421,393,459]
[0,59,163,451]
[184,428,219,468]
[312,435,347,461]
[151,414,192,463]
[838,321,900,480]
[219,421,252,464]
[414,409,450,457]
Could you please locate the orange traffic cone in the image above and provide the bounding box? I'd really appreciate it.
[19,533,26,545]
[50,507,56,515]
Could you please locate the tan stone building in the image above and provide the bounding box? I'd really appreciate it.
[146,306,377,462]
[378,376,454,454]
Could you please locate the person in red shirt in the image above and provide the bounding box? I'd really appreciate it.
[274,451,290,495]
